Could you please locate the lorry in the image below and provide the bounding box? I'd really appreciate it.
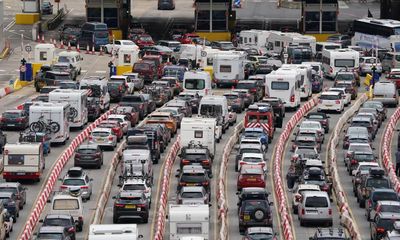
[49,89,88,128]
[29,102,70,144]
[198,95,229,141]
[89,224,143,240]
[169,204,209,240]
[2,143,44,182]
[183,70,212,97]
[213,51,246,88]
[180,117,216,157]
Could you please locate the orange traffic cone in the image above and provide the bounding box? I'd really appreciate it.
[53,39,57,48]
[99,46,104,56]
[36,35,40,43]
[91,45,95,55]
[76,43,80,53]
[60,40,64,49]
[67,41,71,51]
[41,35,45,43]
[86,45,90,54]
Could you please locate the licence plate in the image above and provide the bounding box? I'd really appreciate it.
[187,183,196,186]
[97,138,105,142]
[247,178,256,181]
[16,172,25,175]
[125,205,136,209]
[374,95,384,98]
[244,215,250,221]
[7,124,15,126]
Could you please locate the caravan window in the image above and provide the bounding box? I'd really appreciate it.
[200,104,222,117]
[335,59,355,68]
[8,155,24,165]
[255,36,258,44]
[271,81,289,90]
[185,79,205,90]
[220,65,231,73]
[275,41,280,47]
[194,130,203,138]
[177,223,202,234]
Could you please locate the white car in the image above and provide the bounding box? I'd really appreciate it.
[104,40,139,54]
[120,178,152,205]
[89,127,118,150]
[351,161,379,176]
[299,120,325,142]
[107,114,131,134]
[292,184,320,214]
[238,153,266,172]
[329,87,351,106]
[317,91,344,113]
[359,56,382,76]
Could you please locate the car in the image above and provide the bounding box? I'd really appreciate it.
[299,167,332,195]
[165,99,192,117]
[243,227,278,240]
[87,100,101,122]
[298,190,332,227]
[346,151,376,175]
[120,95,148,119]
[311,74,323,93]
[317,91,344,113]
[59,25,80,46]
[384,221,400,239]
[107,80,127,102]
[326,34,351,47]
[0,192,19,222]
[366,189,400,221]
[232,89,255,108]
[291,184,320,214]
[98,120,124,142]
[176,186,209,205]
[123,73,145,91]
[74,144,103,169]
[334,80,358,100]
[59,80,79,89]
[237,153,266,172]
[157,107,184,128]
[132,34,154,49]
[370,212,400,240]
[305,112,330,133]
[115,106,139,127]
[60,167,93,200]
[40,214,76,240]
[238,198,273,234]
[373,81,399,107]
[356,167,391,208]
[359,107,383,127]
[359,57,383,76]
[291,146,320,162]
[89,128,118,150]
[104,40,138,54]
[236,80,264,102]
[350,116,376,139]
[120,178,152,206]
[176,165,210,194]
[309,228,349,240]
[295,128,323,145]
[145,112,177,136]
[334,70,360,87]
[298,121,324,142]
[262,97,285,119]
[237,165,265,191]
[179,146,214,176]
[107,114,132,134]
[41,1,53,14]
[292,135,321,153]
[36,226,71,240]
[343,126,371,149]
[113,191,149,223]
[159,76,182,95]
[0,182,26,210]
[372,201,400,220]
[149,80,174,100]
[345,142,373,166]
[329,87,351,106]
[356,112,380,133]
[52,63,78,81]
[158,0,175,10]
[0,110,29,130]
[351,162,379,177]
[236,141,265,172]
[35,71,72,92]
[224,92,245,113]
[210,41,235,51]
[363,100,387,121]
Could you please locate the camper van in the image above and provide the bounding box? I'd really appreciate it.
[238,30,271,54]
[180,117,216,156]
[213,51,246,87]
[49,89,88,128]
[315,42,342,61]
[198,96,229,141]
[2,143,44,182]
[183,71,212,96]
[179,44,203,63]
[281,64,313,100]
[266,31,316,54]
[89,224,143,240]
[29,102,70,144]
[57,51,83,74]
[265,68,301,109]
[79,76,110,112]
[322,48,360,78]
[50,192,84,231]
[169,204,209,240]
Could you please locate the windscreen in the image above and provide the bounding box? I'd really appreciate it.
[185,79,205,90]
[200,104,222,117]
[305,196,328,207]
[183,153,208,160]
[58,56,70,63]
[37,233,63,240]
[92,131,110,137]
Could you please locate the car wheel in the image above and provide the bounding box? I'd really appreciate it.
[12,217,16,223]
[113,215,118,223]
[299,219,304,226]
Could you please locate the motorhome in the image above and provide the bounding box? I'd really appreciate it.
[169,204,209,240]
[79,76,110,112]
[315,42,341,61]
[57,51,83,74]
[198,96,229,141]
[89,224,143,240]
[322,48,360,78]
[213,51,246,87]
[29,102,70,144]
[281,64,313,100]
[2,143,44,182]
[178,44,203,63]
[49,89,88,128]
[265,68,301,109]
[180,117,216,156]
[266,31,316,54]
[183,70,212,96]
[121,149,153,183]
[238,30,271,53]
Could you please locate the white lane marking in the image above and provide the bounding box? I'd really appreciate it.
[6,6,11,9]
[338,1,349,8]
[95,71,106,73]
[3,20,15,32]
[81,70,88,73]
[0,70,5,72]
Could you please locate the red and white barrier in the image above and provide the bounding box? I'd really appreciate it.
[20,107,117,240]
[153,136,181,240]
[327,93,367,240]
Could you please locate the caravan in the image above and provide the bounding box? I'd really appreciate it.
[213,51,246,87]
[322,48,360,78]
[29,102,70,144]
[266,31,316,54]
[89,224,143,240]
[180,117,216,156]
[238,30,271,54]
[49,89,88,128]
[265,68,301,109]
[169,204,209,240]
[281,64,313,100]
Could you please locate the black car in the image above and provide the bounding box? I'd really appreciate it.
[59,25,81,46]
[0,110,29,131]
[176,165,210,194]
[236,80,264,102]
[113,191,149,223]
[179,146,214,176]
[74,144,103,169]
[309,228,349,240]
[238,199,273,234]
[305,112,330,133]
[35,71,72,92]
[299,167,332,196]
[120,95,148,119]
[40,214,76,240]
[237,187,270,207]
[51,63,78,81]
[87,99,101,122]
[356,167,391,208]
[0,192,19,222]
[107,81,127,102]
[370,212,400,240]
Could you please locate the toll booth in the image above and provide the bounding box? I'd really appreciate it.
[116,45,139,75]
[194,0,235,41]
[85,0,131,39]
[301,0,338,41]
[34,44,56,64]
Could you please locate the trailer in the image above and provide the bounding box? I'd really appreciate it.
[169,204,209,240]
[180,117,216,157]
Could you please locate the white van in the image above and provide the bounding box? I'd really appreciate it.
[49,89,88,128]
[180,117,216,156]
[183,70,212,97]
[298,190,332,227]
[58,51,83,74]
[79,76,110,112]
[322,48,360,78]
[29,102,70,144]
[50,192,84,231]
[2,143,44,182]
[281,64,313,100]
[265,68,301,109]
[179,44,203,63]
[373,81,398,107]
[89,224,143,240]
[169,204,209,240]
[199,95,229,139]
[213,51,246,87]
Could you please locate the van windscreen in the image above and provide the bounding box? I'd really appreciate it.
[200,104,222,117]
[305,196,328,207]
[271,81,289,90]
[58,56,70,63]
[185,79,205,90]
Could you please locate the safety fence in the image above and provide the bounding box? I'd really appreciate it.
[382,107,400,194]
[153,135,181,240]
[217,121,244,239]
[273,97,319,240]
[20,107,117,240]
[327,94,367,240]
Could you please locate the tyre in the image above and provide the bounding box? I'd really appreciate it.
[251,208,266,222]
[50,122,60,133]
[30,122,43,132]
[113,215,118,223]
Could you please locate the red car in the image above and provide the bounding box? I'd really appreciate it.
[237,165,265,191]
[178,33,200,44]
[142,55,163,78]
[387,69,400,89]
[98,120,123,142]
[116,106,139,127]
[133,34,154,49]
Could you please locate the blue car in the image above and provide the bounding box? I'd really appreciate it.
[241,127,269,145]
[163,65,187,81]
[19,131,51,155]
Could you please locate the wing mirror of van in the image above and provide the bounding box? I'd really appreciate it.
[138,235,144,239]
[208,203,212,207]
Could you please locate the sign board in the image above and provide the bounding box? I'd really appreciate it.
[201,51,207,57]
[25,45,32,53]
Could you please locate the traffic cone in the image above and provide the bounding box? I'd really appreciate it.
[67,41,71,51]
[76,43,80,53]
[60,40,64,49]
[49,38,53,45]
[41,35,45,43]
[53,39,57,48]
[231,86,235,91]
[91,45,95,55]
[99,46,104,56]
[86,45,90,54]
[36,35,40,43]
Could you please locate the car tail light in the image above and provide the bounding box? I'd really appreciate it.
[89,136,93,140]
[240,161,246,165]
[202,160,210,165]
[108,136,114,141]
[258,162,265,167]
[140,104,144,109]
[95,152,101,157]
[181,160,190,165]
[335,100,341,104]
[351,159,358,165]
[250,88,256,93]
[16,118,24,122]
[137,204,146,207]
[321,184,329,192]
[0,117,4,122]
[246,93,251,97]
[68,227,75,233]
[301,208,305,215]
[115,203,124,207]
[16,105,23,110]
[295,194,302,202]
[179,182,186,186]
[75,153,81,158]
[376,227,385,234]
[328,208,332,215]
[81,186,88,189]
[368,199,372,208]
[202,181,209,186]
[329,67,333,73]
[60,185,67,189]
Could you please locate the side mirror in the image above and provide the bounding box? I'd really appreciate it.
[327,116,330,118]
[112,196,117,199]
[209,203,212,207]
[58,178,63,181]
[269,202,274,206]
[291,139,294,142]
[90,178,93,181]
[178,154,181,158]
[39,219,44,223]
[138,235,144,239]
[117,184,122,187]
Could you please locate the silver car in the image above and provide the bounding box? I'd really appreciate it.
[59,167,93,200]
[359,57,382,76]
[176,186,209,205]
[89,127,117,150]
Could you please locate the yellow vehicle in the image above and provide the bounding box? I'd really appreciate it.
[146,112,177,136]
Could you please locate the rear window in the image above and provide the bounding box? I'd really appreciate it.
[53,199,79,210]
[380,205,400,213]
[3,112,21,118]
[181,173,206,182]
[354,154,375,161]
[377,218,398,229]
[271,81,289,90]
[92,131,110,137]
[242,157,263,163]
[7,154,24,165]
[243,200,267,211]
[0,187,17,194]
[220,65,231,73]
[240,148,262,154]
[237,82,256,89]
[372,192,398,202]
[44,218,71,227]
[366,178,390,188]
[77,148,97,154]
[123,184,146,191]
[305,196,328,207]
[63,179,86,186]
[95,31,108,38]
[335,74,354,81]
[37,233,63,240]
[320,94,340,100]
[181,192,203,198]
